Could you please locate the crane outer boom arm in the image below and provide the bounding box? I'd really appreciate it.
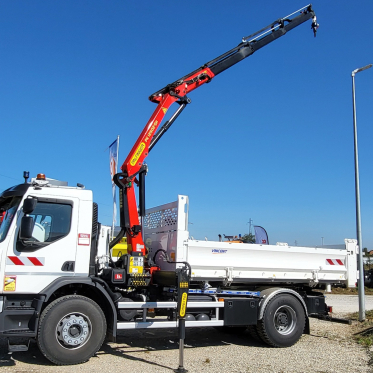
[116,5,316,255]
[148,5,315,101]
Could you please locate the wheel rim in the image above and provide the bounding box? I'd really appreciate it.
[273,305,297,335]
[56,312,92,349]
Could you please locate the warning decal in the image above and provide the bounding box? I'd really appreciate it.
[4,276,16,291]
[326,259,344,266]
[130,142,146,166]
[78,233,90,246]
[6,256,45,266]
[180,292,187,318]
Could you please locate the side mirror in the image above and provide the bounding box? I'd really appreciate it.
[20,216,34,240]
[23,197,37,214]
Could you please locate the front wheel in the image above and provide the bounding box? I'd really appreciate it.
[257,294,305,347]
[37,295,107,365]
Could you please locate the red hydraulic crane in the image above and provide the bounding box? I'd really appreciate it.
[111,5,318,266]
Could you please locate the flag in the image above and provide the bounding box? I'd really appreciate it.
[109,137,119,226]
[254,225,269,245]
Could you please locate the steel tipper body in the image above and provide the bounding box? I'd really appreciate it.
[144,196,358,289]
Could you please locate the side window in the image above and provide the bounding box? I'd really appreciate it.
[28,202,72,243]
[0,197,21,243]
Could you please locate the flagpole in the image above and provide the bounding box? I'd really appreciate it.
[112,135,119,241]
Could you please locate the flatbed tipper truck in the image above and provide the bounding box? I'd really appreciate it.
[0,5,356,367]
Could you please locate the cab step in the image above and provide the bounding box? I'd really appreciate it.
[8,339,30,352]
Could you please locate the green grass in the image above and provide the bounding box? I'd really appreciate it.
[356,334,373,348]
[349,309,373,349]
[330,286,373,295]
[349,309,373,320]
[355,326,373,348]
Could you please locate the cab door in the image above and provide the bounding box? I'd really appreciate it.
[0,196,23,293]
[4,194,79,294]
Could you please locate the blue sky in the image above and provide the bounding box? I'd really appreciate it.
[1,1,373,248]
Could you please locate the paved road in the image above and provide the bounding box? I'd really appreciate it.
[325,294,373,313]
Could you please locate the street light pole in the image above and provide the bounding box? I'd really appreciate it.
[352,63,372,322]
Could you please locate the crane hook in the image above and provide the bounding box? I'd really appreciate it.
[311,15,319,37]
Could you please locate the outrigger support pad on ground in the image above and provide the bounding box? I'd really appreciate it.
[174,319,188,373]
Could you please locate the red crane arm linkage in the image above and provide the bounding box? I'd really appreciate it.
[122,67,215,176]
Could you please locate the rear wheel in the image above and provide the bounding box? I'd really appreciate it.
[257,294,305,347]
[37,295,107,365]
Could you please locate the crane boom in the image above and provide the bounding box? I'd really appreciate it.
[112,5,318,256]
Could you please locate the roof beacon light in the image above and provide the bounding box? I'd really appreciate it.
[36,173,46,180]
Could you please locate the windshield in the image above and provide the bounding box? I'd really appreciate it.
[0,197,21,243]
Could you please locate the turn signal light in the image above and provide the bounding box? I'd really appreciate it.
[218,298,224,302]
[36,173,46,180]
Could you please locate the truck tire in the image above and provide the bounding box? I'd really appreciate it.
[247,325,262,342]
[37,295,107,365]
[257,294,305,348]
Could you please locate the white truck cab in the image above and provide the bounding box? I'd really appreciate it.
[0,175,94,295]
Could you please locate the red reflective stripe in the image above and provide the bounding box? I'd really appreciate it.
[326,259,334,265]
[8,256,24,265]
[27,257,43,266]
[336,259,344,266]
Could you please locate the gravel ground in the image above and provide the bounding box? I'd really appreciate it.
[1,295,372,373]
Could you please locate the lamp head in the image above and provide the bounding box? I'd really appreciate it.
[352,64,372,77]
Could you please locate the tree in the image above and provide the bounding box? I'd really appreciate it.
[364,248,372,270]
[241,233,255,243]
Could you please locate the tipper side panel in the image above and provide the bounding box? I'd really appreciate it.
[144,195,189,271]
[185,240,354,286]
[345,238,358,287]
